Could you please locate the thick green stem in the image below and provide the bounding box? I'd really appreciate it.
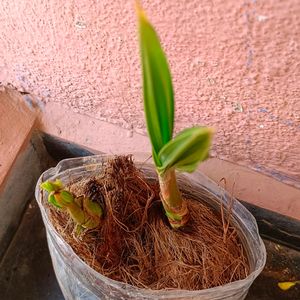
[158,169,189,228]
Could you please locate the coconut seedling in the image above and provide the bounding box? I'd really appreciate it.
[41,179,103,230]
[136,3,213,228]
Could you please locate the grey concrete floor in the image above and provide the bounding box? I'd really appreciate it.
[0,200,299,300]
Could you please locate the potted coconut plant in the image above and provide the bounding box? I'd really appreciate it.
[36,3,266,299]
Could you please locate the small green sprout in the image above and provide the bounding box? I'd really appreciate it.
[136,3,213,228]
[41,180,103,229]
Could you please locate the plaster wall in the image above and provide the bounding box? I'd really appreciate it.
[0,0,299,185]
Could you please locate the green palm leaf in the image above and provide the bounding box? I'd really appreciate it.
[137,5,174,164]
[158,127,213,174]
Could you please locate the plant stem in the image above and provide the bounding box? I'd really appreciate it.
[158,169,189,228]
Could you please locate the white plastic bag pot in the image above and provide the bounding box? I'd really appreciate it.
[35,154,266,300]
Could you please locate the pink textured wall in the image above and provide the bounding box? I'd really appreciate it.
[0,0,299,185]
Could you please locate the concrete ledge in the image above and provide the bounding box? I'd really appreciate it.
[0,88,37,187]
[199,159,300,221]
[39,101,150,155]
[0,134,51,259]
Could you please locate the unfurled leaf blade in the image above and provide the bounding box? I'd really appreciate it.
[158,127,213,173]
[137,5,174,161]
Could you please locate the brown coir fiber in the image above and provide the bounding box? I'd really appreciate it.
[48,155,249,290]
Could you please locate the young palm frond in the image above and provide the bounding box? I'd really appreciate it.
[136,2,213,228]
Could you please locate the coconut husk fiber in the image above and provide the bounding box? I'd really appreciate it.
[48,155,249,290]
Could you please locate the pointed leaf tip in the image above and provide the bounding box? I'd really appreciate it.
[135,0,141,13]
[135,1,147,21]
